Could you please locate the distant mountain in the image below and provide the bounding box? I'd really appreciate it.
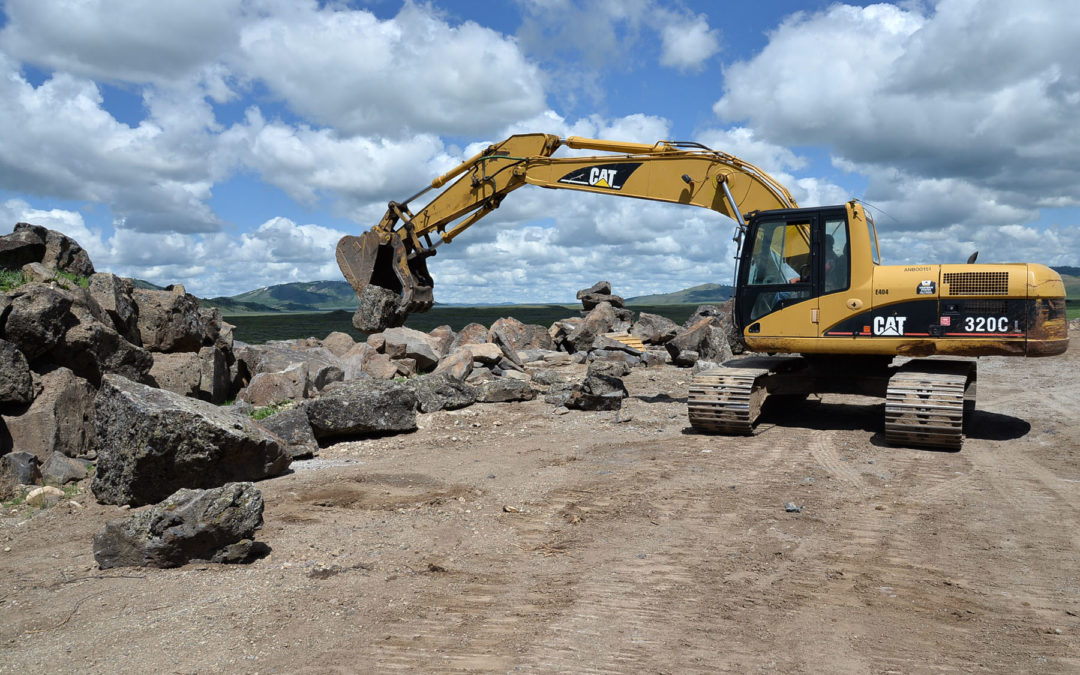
[625,283,734,305]
[196,280,733,315]
[224,280,359,313]
[1052,265,1080,277]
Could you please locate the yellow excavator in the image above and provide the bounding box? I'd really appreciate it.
[336,133,1068,449]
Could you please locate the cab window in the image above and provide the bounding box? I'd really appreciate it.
[747,221,812,285]
[823,218,849,293]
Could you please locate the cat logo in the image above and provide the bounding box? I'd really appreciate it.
[557,162,642,190]
[873,315,907,336]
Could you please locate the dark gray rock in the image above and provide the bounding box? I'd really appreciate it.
[16,223,95,277]
[353,285,407,333]
[149,351,201,398]
[40,452,89,484]
[0,226,45,270]
[407,373,478,413]
[430,347,474,382]
[0,451,40,486]
[93,482,265,569]
[382,326,440,371]
[305,379,417,440]
[475,378,536,403]
[587,360,631,378]
[666,317,733,367]
[198,346,231,404]
[132,287,204,353]
[87,273,141,344]
[576,281,611,299]
[2,283,73,359]
[0,338,32,404]
[565,302,616,353]
[255,405,318,459]
[449,323,489,351]
[49,291,154,386]
[567,373,628,411]
[2,367,96,460]
[489,317,556,352]
[92,375,290,506]
[630,312,679,344]
[580,292,625,310]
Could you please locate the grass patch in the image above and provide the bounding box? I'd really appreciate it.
[250,401,292,420]
[0,268,27,292]
[55,269,90,289]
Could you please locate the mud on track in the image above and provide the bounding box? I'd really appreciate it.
[2,347,1078,673]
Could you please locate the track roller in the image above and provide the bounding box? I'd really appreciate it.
[687,366,770,434]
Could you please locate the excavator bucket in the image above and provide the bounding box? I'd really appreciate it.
[336,231,434,333]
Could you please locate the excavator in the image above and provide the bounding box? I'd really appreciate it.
[336,133,1069,449]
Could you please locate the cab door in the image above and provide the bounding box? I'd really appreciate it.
[736,213,818,337]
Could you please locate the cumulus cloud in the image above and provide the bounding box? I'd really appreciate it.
[659,15,720,72]
[713,0,1080,218]
[236,2,547,136]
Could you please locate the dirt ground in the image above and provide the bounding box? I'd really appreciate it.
[2,346,1078,674]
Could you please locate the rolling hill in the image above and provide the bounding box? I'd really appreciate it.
[625,283,733,305]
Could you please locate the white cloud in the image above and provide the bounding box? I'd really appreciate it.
[713,0,1080,219]
[236,2,547,136]
[660,15,720,72]
[0,0,246,86]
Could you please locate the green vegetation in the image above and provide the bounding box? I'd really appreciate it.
[55,270,89,290]
[0,268,27,291]
[250,401,292,420]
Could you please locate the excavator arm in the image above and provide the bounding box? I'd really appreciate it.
[337,133,798,331]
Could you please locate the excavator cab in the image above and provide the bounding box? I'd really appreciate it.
[735,205,852,336]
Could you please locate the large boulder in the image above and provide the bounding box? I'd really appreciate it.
[449,323,488,350]
[427,325,455,357]
[0,338,32,404]
[566,373,628,411]
[407,373,478,413]
[564,302,616,353]
[238,362,310,407]
[475,378,536,403]
[488,317,556,352]
[198,346,231,404]
[93,483,265,569]
[666,316,734,367]
[0,226,46,270]
[431,347,473,381]
[2,283,73,359]
[382,326,441,371]
[305,379,418,440]
[92,375,290,506]
[2,367,96,460]
[321,331,356,358]
[352,285,406,333]
[339,342,397,380]
[148,351,202,398]
[255,405,318,459]
[132,287,205,353]
[15,223,94,277]
[87,273,141,344]
[235,342,344,394]
[49,289,153,386]
[630,312,679,345]
[0,451,40,487]
[40,452,89,484]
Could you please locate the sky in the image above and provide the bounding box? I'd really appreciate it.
[0,0,1077,303]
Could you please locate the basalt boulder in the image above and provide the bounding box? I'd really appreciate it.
[92,375,290,507]
[93,482,266,569]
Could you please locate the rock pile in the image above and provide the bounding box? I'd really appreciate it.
[0,221,744,567]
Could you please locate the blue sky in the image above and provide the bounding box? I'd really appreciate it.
[0,0,1077,302]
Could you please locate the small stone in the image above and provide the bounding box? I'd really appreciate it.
[26,486,65,507]
[784,502,802,513]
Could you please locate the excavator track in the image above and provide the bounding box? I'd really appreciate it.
[687,367,770,435]
[884,363,972,450]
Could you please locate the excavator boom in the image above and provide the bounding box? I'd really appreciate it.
[337,133,797,331]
